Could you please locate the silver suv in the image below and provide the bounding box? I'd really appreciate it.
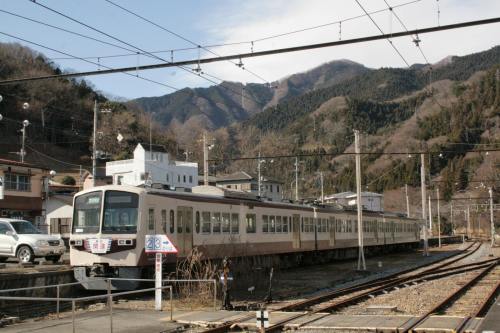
[0,219,66,263]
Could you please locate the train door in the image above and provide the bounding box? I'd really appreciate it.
[292,214,301,249]
[177,206,193,256]
[328,216,336,247]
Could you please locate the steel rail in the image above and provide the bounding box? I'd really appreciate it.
[400,261,499,333]
[200,242,479,333]
[1,17,499,85]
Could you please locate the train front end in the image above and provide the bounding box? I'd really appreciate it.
[69,186,146,290]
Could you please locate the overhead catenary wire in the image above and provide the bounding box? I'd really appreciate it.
[3,16,499,85]
[103,0,269,84]
[46,0,423,62]
[28,0,259,104]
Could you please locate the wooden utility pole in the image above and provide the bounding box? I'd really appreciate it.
[92,100,97,187]
[489,187,495,247]
[437,187,441,248]
[295,157,299,201]
[354,130,366,270]
[203,132,209,186]
[428,195,433,235]
[405,184,410,218]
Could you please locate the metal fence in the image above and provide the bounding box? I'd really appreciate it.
[0,277,217,333]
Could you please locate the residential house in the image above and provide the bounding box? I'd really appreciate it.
[324,191,384,212]
[106,143,198,189]
[215,171,283,202]
[0,158,49,222]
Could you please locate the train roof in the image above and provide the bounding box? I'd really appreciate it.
[75,185,420,221]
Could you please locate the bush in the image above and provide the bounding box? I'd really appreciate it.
[61,175,76,185]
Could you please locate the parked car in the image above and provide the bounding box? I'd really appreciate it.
[0,218,66,263]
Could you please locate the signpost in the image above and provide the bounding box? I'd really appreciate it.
[145,234,178,311]
[256,310,269,332]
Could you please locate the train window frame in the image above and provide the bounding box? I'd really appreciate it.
[201,212,211,234]
[212,212,221,233]
[169,209,175,233]
[270,216,276,233]
[231,213,239,234]
[195,211,200,234]
[161,209,167,233]
[246,214,256,233]
[148,208,155,231]
[222,213,230,233]
[276,216,282,233]
[282,216,288,233]
[262,215,269,233]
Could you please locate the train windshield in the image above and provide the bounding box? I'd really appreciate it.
[73,191,102,234]
[102,191,139,234]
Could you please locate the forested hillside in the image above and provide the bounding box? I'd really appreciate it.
[0,43,176,169]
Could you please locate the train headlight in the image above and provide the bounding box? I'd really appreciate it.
[117,239,133,246]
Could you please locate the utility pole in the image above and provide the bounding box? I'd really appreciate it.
[405,184,410,218]
[489,187,495,247]
[467,205,471,239]
[149,113,153,160]
[436,187,441,248]
[450,201,454,235]
[421,153,429,256]
[258,152,262,197]
[428,195,433,235]
[203,132,209,186]
[294,157,299,201]
[92,100,97,187]
[320,171,324,204]
[354,130,366,270]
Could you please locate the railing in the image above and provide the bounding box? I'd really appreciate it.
[0,277,217,333]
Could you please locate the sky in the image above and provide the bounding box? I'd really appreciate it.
[0,0,499,100]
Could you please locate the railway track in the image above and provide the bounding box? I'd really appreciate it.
[200,242,485,333]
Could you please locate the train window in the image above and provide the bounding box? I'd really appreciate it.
[202,212,211,233]
[231,213,239,234]
[195,212,200,234]
[276,216,282,233]
[262,215,269,233]
[169,210,175,233]
[222,213,230,233]
[283,216,288,233]
[148,208,155,231]
[270,216,276,233]
[212,213,221,233]
[289,217,292,232]
[177,211,183,234]
[162,210,167,233]
[246,214,256,233]
[301,218,304,233]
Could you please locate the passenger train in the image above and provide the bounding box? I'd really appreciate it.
[69,185,421,290]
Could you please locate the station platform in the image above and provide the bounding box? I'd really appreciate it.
[477,299,500,332]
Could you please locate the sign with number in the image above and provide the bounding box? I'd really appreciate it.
[145,234,178,253]
[87,238,111,254]
[256,310,269,328]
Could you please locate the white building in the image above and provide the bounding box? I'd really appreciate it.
[324,191,384,212]
[43,194,73,238]
[106,143,198,189]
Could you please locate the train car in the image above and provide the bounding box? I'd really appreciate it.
[69,185,421,290]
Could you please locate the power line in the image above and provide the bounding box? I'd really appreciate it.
[28,0,259,104]
[3,16,499,85]
[46,0,422,62]
[0,31,178,92]
[207,148,500,162]
[103,0,269,84]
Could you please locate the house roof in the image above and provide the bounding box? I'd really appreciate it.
[0,158,49,171]
[137,143,169,153]
[216,171,283,184]
[325,191,383,199]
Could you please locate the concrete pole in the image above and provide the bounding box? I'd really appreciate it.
[149,113,153,160]
[354,130,366,270]
[320,171,324,204]
[21,124,27,163]
[203,132,208,186]
[405,184,410,218]
[92,100,97,187]
[450,201,454,235]
[420,153,429,256]
[258,152,262,197]
[489,187,495,247]
[437,187,441,248]
[428,195,433,235]
[467,205,471,239]
[295,157,299,201]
